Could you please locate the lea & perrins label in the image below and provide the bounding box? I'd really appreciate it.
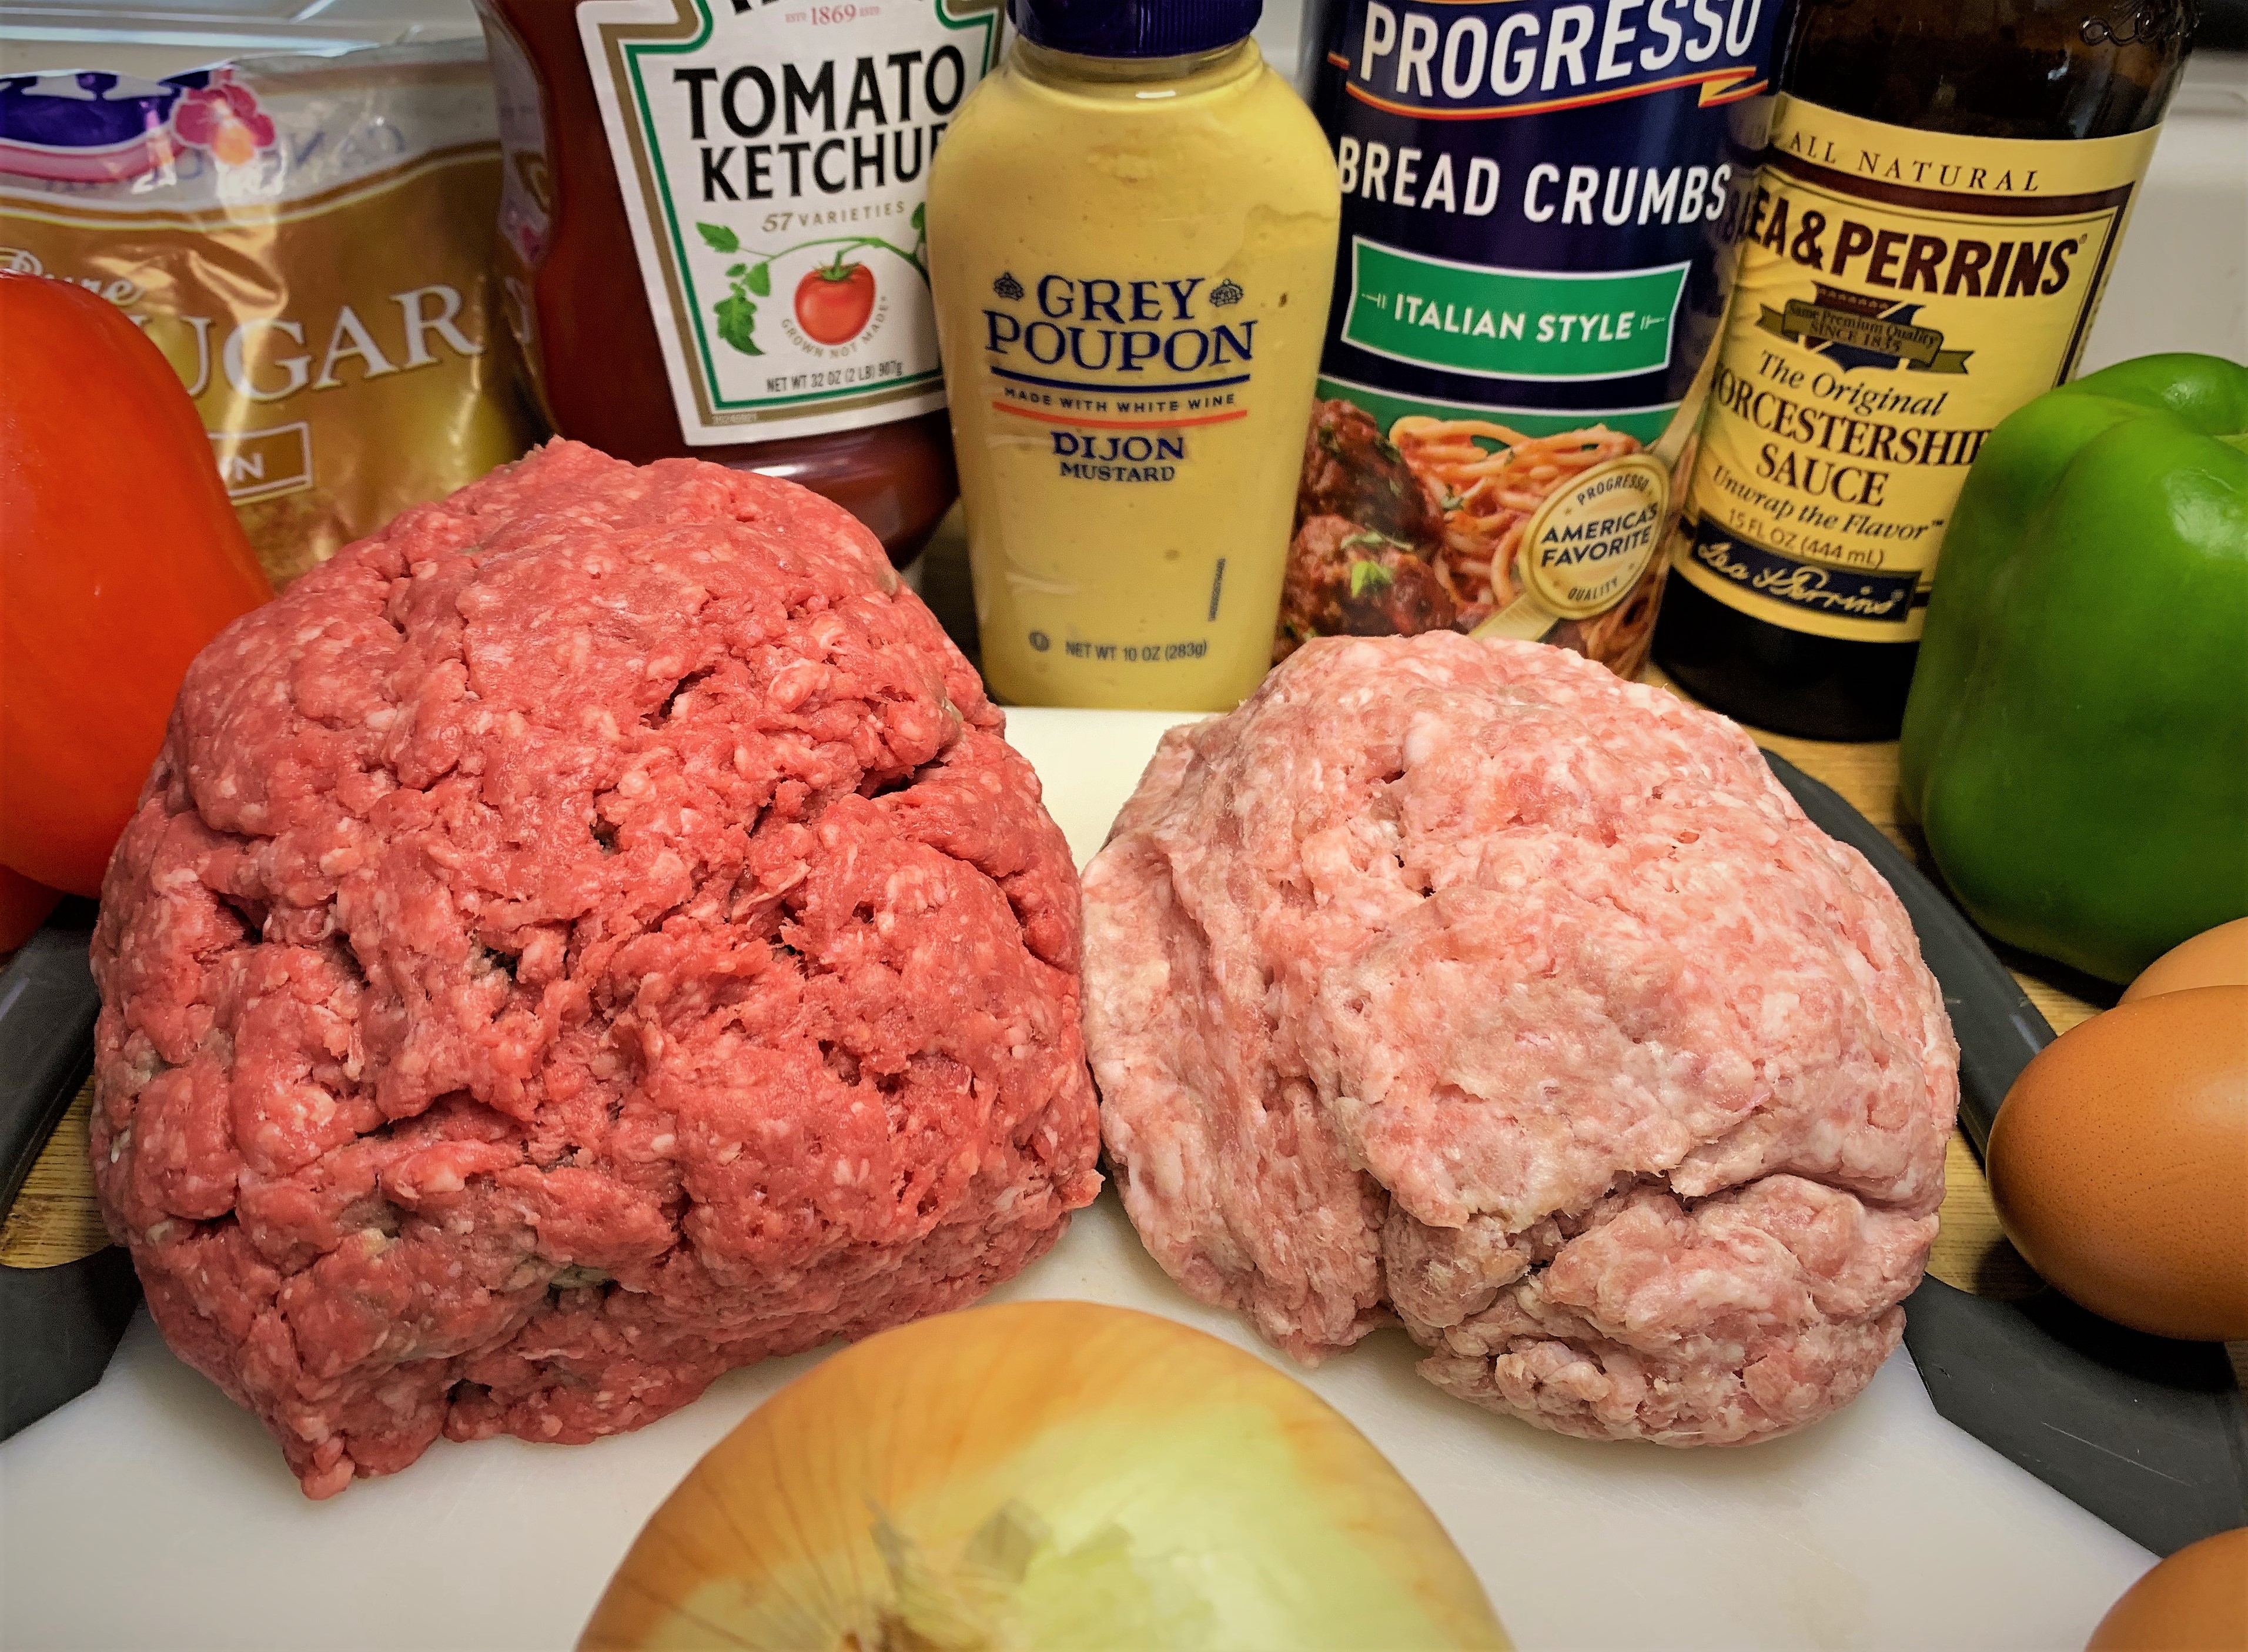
[1672,98,2160,643]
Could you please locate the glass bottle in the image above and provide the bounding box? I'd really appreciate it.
[1653,0,2196,740]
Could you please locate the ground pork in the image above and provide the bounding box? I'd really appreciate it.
[1082,634,1957,1446]
[90,440,1100,1497]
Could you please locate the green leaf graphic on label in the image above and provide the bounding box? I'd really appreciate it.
[747,262,771,297]
[698,222,741,255]
[715,292,761,356]
[1343,240,1687,382]
[911,202,925,233]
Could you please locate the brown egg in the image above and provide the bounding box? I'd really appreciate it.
[1987,985,2248,1343]
[2126,918,2248,1004]
[2086,1526,2247,1651]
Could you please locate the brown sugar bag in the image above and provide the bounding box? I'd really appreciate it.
[0,40,541,586]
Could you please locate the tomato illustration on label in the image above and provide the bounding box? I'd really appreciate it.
[694,205,926,358]
[795,261,877,345]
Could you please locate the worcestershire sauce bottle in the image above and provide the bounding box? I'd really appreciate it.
[1654,0,2195,740]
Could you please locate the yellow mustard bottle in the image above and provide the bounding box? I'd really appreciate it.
[928,0,1340,711]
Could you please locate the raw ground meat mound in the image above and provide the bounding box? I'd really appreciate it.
[1083,634,1958,1446]
[91,441,1100,1496]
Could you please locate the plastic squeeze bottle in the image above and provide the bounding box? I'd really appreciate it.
[927,0,1341,710]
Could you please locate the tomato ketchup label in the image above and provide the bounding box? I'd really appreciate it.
[1288,0,1780,678]
[578,0,1000,443]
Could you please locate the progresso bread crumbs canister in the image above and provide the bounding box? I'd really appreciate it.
[1287,0,1784,678]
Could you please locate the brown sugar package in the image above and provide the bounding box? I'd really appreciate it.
[1285,0,1784,677]
[0,41,540,587]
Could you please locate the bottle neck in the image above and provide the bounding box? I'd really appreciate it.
[1009,35,1259,93]
[1783,0,2192,139]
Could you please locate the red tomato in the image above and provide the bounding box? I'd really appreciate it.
[794,262,877,345]
[0,273,272,895]
[0,864,60,954]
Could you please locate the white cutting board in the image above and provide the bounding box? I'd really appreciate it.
[0,708,2153,1652]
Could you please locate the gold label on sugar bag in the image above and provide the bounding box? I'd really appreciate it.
[0,48,538,588]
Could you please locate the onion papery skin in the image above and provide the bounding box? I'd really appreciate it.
[582,1301,1508,1651]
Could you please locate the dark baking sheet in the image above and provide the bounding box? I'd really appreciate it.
[0,902,141,1441]
[0,903,99,1221]
[1764,751,2248,1557]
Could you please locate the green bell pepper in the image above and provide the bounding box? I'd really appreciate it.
[1899,352,2248,985]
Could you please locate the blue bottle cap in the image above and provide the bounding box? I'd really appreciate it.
[1007,0,1263,58]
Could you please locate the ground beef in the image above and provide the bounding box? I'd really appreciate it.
[1082,634,1957,1446]
[90,440,1100,1496]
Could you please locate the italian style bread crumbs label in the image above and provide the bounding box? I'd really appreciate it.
[1672,98,2160,642]
[0,42,538,588]
[1289,0,1781,677]
[574,0,999,444]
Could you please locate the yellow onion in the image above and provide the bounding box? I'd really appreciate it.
[582,1302,1507,1651]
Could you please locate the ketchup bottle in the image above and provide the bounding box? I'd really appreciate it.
[475,0,999,567]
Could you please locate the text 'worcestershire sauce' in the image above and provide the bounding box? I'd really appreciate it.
[1654,0,2195,740]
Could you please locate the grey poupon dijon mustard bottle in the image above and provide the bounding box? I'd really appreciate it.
[926,0,1342,710]
[1654,0,2196,740]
